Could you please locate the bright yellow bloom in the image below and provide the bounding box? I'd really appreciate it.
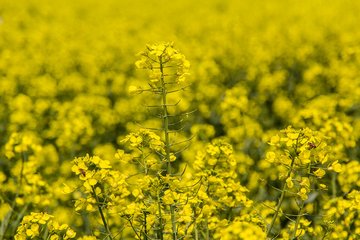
[314,168,326,178]
[286,177,294,188]
[298,188,308,200]
[329,160,342,173]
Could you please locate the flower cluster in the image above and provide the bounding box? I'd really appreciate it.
[71,154,129,213]
[338,160,360,193]
[187,140,253,237]
[263,126,345,238]
[214,219,266,240]
[320,190,360,239]
[135,42,190,85]
[4,132,42,159]
[194,140,251,208]
[15,212,76,240]
[265,126,341,200]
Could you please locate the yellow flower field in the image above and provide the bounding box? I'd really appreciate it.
[0,0,359,239]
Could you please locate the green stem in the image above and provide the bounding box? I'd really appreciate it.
[128,218,141,240]
[157,190,164,240]
[267,156,296,237]
[19,152,26,186]
[291,201,304,239]
[194,221,198,240]
[331,172,337,198]
[267,183,287,236]
[159,55,174,239]
[170,205,178,240]
[159,57,172,175]
[143,211,148,240]
[91,187,113,240]
[267,133,304,237]
[140,147,148,175]
[205,217,209,240]
[1,152,28,239]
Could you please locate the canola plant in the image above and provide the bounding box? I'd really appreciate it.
[0,0,359,239]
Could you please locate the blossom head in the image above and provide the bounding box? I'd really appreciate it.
[135,42,190,85]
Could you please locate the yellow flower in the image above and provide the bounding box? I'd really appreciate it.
[319,184,328,190]
[128,85,139,94]
[287,132,299,140]
[85,203,96,212]
[207,144,220,156]
[78,237,97,240]
[50,235,59,240]
[169,153,177,162]
[65,228,77,238]
[208,158,217,166]
[163,189,179,205]
[286,177,294,188]
[59,223,69,231]
[98,159,111,169]
[136,42,190,84]
[314,168,326,178]
[299,150,311,164]
[270,135,280,145]
[329,160,342,173]
[300,178,310,188]
[25,223,39,237]
[266,151,276,163]
[129,135,143,147]
[88,178,98,186]
[62,183,75,194]
[71,160,88,176]
[298,188,308,200]
[132,188,141,198]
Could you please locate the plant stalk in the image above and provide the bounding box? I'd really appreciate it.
[91,186,113,240]
[291,201,304,239]
[157,190,164,240]
[267,155,296,237]
[331,172,337,198]
[170,205,178,240]
[159,57,172,175]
